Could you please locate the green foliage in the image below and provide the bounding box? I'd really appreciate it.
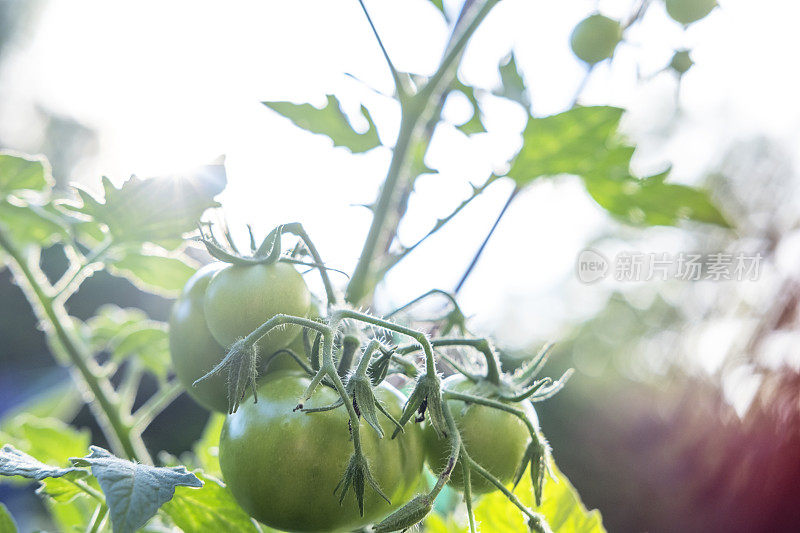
[162,473,260,532]
[264,94,381,153]
[87,306,170,379]
[0,201,68,246]
[0,503,17,533]
[64,166,225,246]
[453,80,487,136]
[424,461,605,532]
[109,251,196,296]
[193,414,225,479]
[0,445,83,481]
[71,446,202,533]
[0,415,90,466]
[493,52,530,110]
[506,106,729,227]
[0,151,52,195]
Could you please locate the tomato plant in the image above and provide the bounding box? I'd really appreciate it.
[0,1,731,532]
[203,262,311,349]
[219,371,425,532]
[424,374,533,494]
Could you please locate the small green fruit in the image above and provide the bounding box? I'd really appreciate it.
[665,0,717,25]
[669,49,694,75]
[570,14,623,65]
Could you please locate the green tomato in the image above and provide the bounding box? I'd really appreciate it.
[665,0,717,25]
[424,375,532,494]
[219,372,426,532]
[169,264,229,412]
[203,262,311,350]
[669,49,694,75]
[570,14,623,65]
[169,264,305,413]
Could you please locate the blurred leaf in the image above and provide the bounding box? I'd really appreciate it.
[0,415,90,466]
[0,200,68,246]
[473,462,605,532]
[493,52,530,109]
[0,502,17,533]
[63,162,225,245]
[0,445,84,481]
[0,151,52,196]
[87,306,169,378]
[427,0,447,18]
[45,495,99,533]
[453,81,487,136]
[109,251,196,296]
[162,473,259,532]
[71,446,202,533]
[506,106,729,227]
[112,326,170,379]
[426,461,604,532]
[264,95,381,153]
[584,174,731,227]
[37,475,95,504]
[193,414,225,479]
[507,106,625,187]
[0,379,82,427]
[87,305,149,350]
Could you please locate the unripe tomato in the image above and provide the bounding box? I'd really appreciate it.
[665,0,717,25]
[424,375,532,494]
[169,264,229,413]
[669,49,694,75]
[570,14,623,65]
[219,372,426,532]
[169,263,305,413]
[203,262,311,350]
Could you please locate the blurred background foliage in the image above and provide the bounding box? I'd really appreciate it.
[1,0,799,532]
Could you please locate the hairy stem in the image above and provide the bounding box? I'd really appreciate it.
[0,227,146,462]
[346,0,501,305]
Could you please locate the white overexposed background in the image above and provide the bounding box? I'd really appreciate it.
[1,0,798,351]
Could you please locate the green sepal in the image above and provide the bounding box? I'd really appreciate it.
[513,433,549,507]
[193,339,260,414]
[333,452,390,517]
[367,348,392,386]
[350,376,384,438]
[391,373,446,439]
[373,494,432,532]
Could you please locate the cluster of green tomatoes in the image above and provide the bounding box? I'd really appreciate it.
[168,224,569,532]
[569,0,718,75]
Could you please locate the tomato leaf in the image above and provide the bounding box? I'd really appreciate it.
[584,173,730,227]
[0,151,53,196]
[507,106,626,186]
[474,461,605,532]
[193,414,225,479]
[505,106,729,227]
[493,52,530,110]
[63,161,226,245]
[0,445,84,481]
[453,80,487,136]
[0,415,90,467]
[0,200,69,247]
[162,472,259,532]
[264,95,381,154]
[70,446,202,533]
[109,251,196,296]
[87,306,170,379]
[0,502,18,533]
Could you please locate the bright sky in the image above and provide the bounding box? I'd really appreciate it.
[1,0,799,348]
